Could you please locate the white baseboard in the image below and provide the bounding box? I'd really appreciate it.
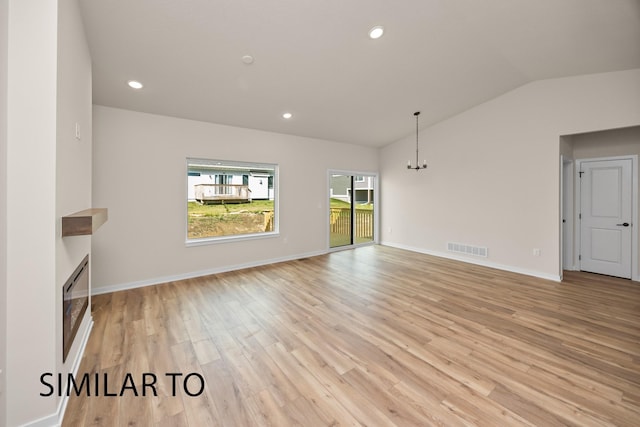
[92,250,328,296]
[20,318,93,427]
[17,413,58,427]
[55,317,94,426]
[381,241,561,282]
[93,243,563,297]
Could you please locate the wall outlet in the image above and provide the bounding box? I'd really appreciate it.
[75,123,81,140]
[533,248,541,256]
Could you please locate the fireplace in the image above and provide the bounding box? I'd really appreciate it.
[63,255,89,362]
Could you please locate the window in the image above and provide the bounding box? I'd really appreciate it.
[187,158,278,244]
[215,174,232,185]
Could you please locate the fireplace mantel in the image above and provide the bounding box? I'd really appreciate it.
[62,208,108,237]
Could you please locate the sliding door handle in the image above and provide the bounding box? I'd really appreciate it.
[616,222,630,227]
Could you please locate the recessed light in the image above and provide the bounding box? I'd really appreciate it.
[127,80,143,89]
[369,26,384,39]
[282,112,293,119]
[242,55,254,65]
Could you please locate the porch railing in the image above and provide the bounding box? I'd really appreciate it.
[194,184,250,203]
[330,208,373,238]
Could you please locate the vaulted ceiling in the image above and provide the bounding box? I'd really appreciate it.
[79,0,640,147]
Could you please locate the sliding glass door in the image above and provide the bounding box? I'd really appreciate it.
[330,174,353,248]
[329,172,376,249]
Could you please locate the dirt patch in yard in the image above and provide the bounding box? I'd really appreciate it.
[188,212,271,239]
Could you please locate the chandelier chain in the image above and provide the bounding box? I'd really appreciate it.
[407,111,427,171]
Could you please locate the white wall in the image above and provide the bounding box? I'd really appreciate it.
[572,126,640,159]
[5,0,92,425]
[55,0,93,417]
[6,0,58,425]
[91,106,378,292]
[380,69,640,281]
[0,0,8,423]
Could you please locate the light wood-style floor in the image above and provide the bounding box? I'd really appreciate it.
[63,246,640,426]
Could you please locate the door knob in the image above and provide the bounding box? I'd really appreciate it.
[616,222,630,227]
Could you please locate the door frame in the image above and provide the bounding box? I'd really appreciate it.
[560,156,574,276]
[574,155,638,281]
[327,169,379,251]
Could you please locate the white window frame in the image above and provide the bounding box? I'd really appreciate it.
[186,158,279,246]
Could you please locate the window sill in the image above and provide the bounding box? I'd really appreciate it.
[185,231,280,247]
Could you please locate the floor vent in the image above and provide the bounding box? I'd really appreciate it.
[447,242,488,258]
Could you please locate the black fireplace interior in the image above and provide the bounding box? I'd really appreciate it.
[63,254,89,362]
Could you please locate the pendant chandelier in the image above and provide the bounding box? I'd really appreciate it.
[407,111,427,171]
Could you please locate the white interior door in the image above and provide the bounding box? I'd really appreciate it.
[580,159,632,278]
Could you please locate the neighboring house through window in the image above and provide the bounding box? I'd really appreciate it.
[186,158,278,244]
